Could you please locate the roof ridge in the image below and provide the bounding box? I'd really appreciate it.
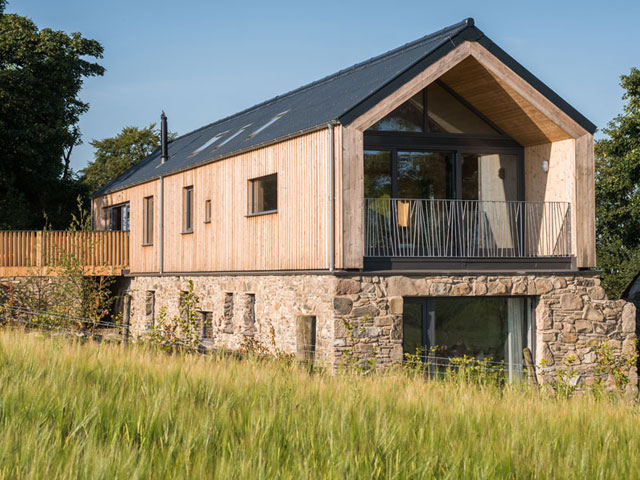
[167,18,474,144]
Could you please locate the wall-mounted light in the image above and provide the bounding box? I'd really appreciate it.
[542,160,549,173]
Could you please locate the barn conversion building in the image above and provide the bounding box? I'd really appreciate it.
[79,19,636,381]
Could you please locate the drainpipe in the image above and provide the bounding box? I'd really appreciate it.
[158,175,164,274]
[328,123,335,272]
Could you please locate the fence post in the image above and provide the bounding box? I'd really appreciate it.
[296,315,316,370]
[523,347,539,390]
[122,294,131,347]
[35,231,43,268]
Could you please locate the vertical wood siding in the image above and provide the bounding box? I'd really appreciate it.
[94,129,333,273]
[93,180,160,273]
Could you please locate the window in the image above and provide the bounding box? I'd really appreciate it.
[190,132,228,157]
[249,174,277,215]
[200,311,213,340]
[216,124,252,150]
[370,91,425,132]
[366,82,498,135]
[223,292,234,334]
[204,199,212,223]
[427,83,498,135]
[403,297,532,382]
[106,203,130,231]
[397,151,454,199]
[243,293,256,335]
[248,111,289,139]
[145,291,155,327]
[364,150,455,200]
[183,186,194,233]
[143,196,154,245]
[364,150,392,198]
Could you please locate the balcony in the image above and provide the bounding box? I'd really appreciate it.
[364,198,572,270]
[0,231,130,276]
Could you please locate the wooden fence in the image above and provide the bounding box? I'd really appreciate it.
[0,231,129,276]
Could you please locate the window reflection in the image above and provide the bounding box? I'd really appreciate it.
[369,92,424,132]
[461,153,518,202]
[397,151,453,199]
[364,150,392,198]
[427,83,498,134]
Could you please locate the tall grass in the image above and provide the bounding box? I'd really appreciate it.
[0,330,638,479]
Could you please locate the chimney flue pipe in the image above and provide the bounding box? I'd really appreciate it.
[160,111,168,163]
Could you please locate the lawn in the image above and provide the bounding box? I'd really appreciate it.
[0,329,638,479]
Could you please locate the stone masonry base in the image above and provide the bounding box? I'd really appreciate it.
[117,272,637,385]
[3,270,635,385]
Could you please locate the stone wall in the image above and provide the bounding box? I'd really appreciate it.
[332,273,637,386]
[5,269,635,385]
[122,274,338,365]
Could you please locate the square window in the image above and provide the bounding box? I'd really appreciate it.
[249,174,277,215]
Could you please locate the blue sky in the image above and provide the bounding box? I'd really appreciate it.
[8,0,640,172]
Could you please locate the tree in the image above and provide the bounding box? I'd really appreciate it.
[595,68,640,298]
[0,11,104,229]
[81,124,176,194]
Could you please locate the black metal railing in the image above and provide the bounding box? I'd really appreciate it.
[364,198,571,258]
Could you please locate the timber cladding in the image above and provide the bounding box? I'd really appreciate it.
[94,129,340,273]
[92,38,597,272]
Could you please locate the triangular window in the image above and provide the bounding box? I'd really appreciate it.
[426,83,497,134]
[369,91,424,132]
[367,83,498,135]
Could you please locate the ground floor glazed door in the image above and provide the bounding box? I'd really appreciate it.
[402,297,532,382]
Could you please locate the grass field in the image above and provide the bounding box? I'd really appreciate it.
[0,330,638,479]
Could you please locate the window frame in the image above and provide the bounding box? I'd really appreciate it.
[104,202,130,232]
[142,195,154,246]
[204,199,212,224]
[402,296,535,380]
[247,173,278,217]
[183,186,194,234]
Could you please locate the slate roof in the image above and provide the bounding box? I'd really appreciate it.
[95,18,596,196]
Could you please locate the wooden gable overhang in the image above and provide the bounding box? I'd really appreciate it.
[339,40,595,269]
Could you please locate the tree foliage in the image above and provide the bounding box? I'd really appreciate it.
[595,68,640,298]
[0,12,104,228]
[81,124,174,194]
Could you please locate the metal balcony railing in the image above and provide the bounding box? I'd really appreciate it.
[364,198,571,258]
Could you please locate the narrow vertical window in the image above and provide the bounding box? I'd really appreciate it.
[244,293,256,335]
[145,290,155,327]
[223,292,234,333]
[200,311,213,340]
[183,186,194,233]
[204,199,212,223]
[143,196,154,245]
[248,173,277,215]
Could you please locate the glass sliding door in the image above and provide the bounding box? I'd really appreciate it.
[402,297,532,381]
[396,151,454,199]
[364,150,392,199]
[402,300,428,357]
[460,153,521,255]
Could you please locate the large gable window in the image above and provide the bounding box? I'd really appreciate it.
[369,91,425,132]
[367,82,499,135]
[427,83,497,135]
